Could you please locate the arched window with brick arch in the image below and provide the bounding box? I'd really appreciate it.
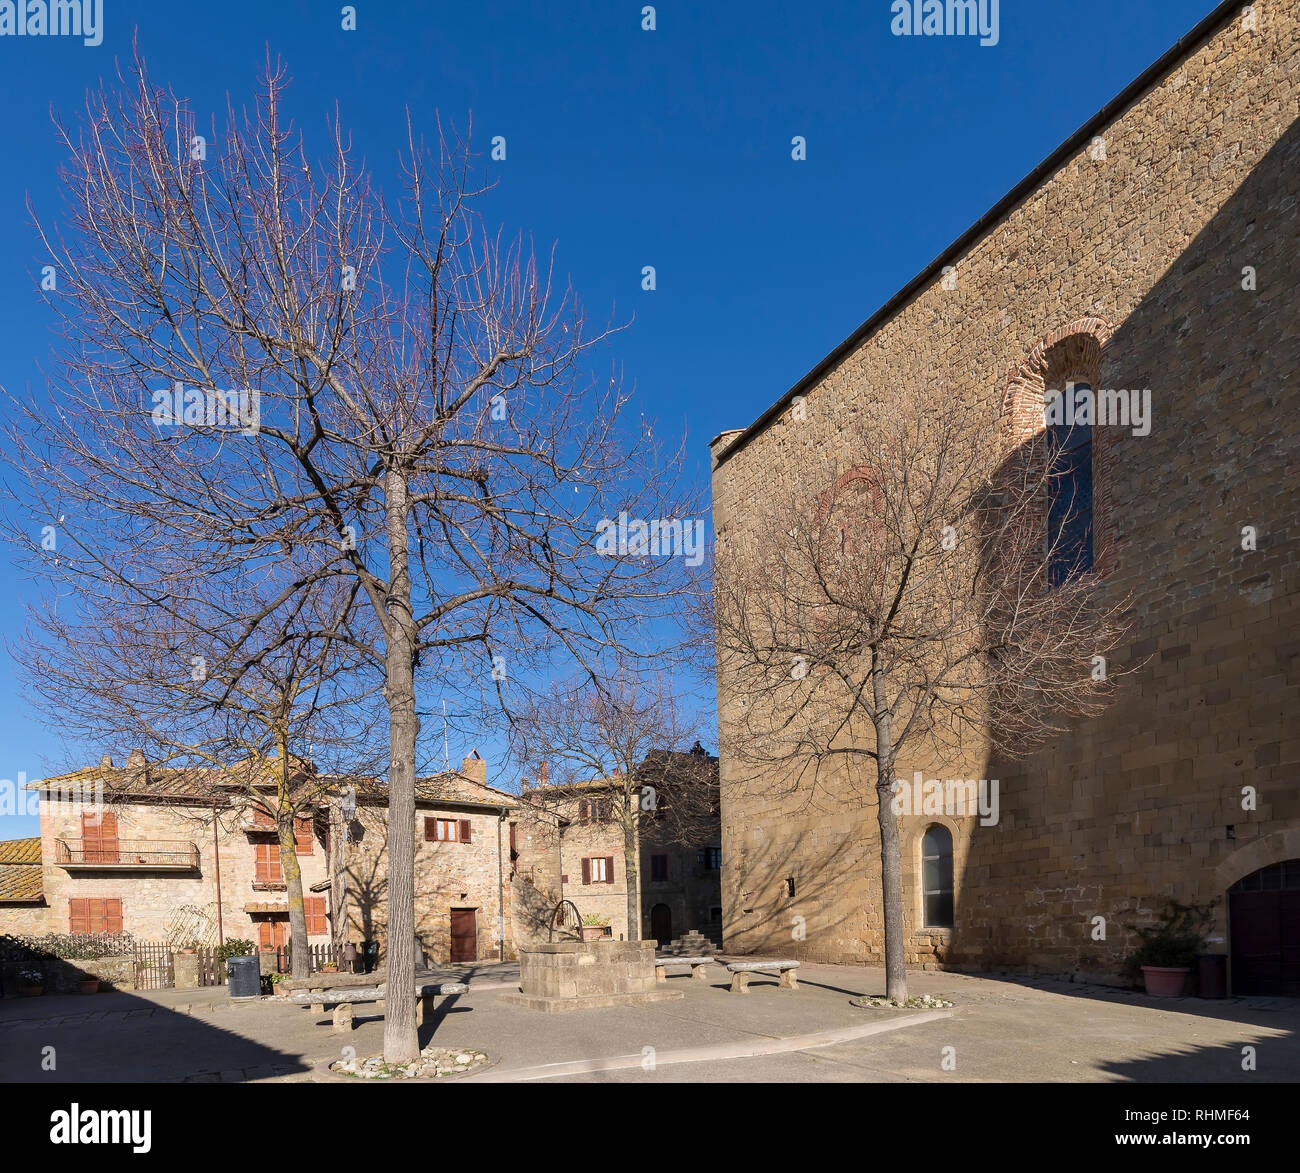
[1001,317,1113,583]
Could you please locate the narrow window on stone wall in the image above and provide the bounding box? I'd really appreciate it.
[651,854,668,881]
[921,825,954,928]
[1047,381,1094,585]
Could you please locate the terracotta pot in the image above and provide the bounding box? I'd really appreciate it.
[579,926,608,942]
[1141,965,1189,997]
[19,986,43,998]
[77,979,101,995]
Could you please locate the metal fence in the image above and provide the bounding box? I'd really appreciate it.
[132,940,175,990]
[196,941,344,986]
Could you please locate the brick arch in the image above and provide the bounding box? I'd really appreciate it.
[1000,315,1116,572]
[1000,315,1115,442]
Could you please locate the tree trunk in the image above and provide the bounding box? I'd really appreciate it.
[276,748,311,980]
[872,665,907,1002]
[623,801,641,942]
[382,465,421,1065]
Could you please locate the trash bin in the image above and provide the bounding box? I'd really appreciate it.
[1197,953,1227,999]
[227,954,261,999]
[343,942,360,974]
[361,940,379,974]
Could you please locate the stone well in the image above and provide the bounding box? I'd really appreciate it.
[500,940,684,1012]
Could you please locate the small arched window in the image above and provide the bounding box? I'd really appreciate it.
[921,825,954,928]
[1047,381,1094,585]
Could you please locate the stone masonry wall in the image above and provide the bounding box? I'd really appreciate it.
[711,7,1300,978]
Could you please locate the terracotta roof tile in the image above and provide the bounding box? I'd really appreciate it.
[0,862,44,902]
[0,837,40,864]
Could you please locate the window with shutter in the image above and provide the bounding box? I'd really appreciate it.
[304,897,327,935]
[581,858,591,884]
[459,819,472,844]
[425,818,458,842]
[103,899,123,934]
[69,898,89,934]
[71,898,122,934]
[605,856,615,884]
[294,818,313,854]
[579,799,589,822]
[82,811,119,864]
[255,841,284,882]
[509,823,517,855]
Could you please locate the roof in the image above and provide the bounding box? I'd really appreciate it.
[0,839,44,903]
[0,837,40,864]
[27,759,308,802]
[713,0,1243,470]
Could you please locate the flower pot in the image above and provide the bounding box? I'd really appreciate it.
[77,979,101,995]
[579,926,607,942]
[19,986,43,998]
[1141,965,1189,997]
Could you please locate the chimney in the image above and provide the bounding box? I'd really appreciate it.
[127,748,146,768]
[99,755,113,769]
[460,749,486,786]
[538,760,549,786]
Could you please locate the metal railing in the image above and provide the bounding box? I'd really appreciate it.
[54,838,200,868]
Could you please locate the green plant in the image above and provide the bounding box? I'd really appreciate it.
[1122,900,1214,980]
[215,939,255,964]
[581,914,608,926]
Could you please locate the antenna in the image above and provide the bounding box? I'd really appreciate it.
[442,700,450,772]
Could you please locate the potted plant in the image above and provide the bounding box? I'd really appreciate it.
[318,960,339,973]
[579,914,610,942]
[77,978,101,995]
[1123,900,1214,997]
[17,967,44,996]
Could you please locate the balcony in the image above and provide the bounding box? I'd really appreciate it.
[55,838,200,871]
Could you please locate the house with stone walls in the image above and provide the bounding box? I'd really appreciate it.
[709,1,1300,992]
[523,747,723,946]
[0,749,570,966]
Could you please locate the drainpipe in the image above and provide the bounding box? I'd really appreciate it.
[211,800,224,945]
[497,807,507,961]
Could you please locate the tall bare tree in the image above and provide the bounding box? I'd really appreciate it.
[713,386,1140,1000]
[5,55,699,1060]
[15,567,384,976]
[512,674,715,940]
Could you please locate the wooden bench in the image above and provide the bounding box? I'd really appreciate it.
[287,981,468,1032]
[654,956,715,983]
[725,960,800,993]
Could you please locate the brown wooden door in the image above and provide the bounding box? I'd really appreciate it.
[82,812,119,864]
[450,908,477,963]
[1231,889,1300,996]
[650,903,672,947]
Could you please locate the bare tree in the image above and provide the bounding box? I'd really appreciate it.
[512,674,715,940]
[15,566,384,976]
[4,55,699,1060]
[713,386,1141,1000]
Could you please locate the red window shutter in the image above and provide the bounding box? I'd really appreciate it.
[606,856,615,884]
[459,819,472,844]
[104,899,123,934]
[70,898,88,934]
[579,799,588,822]
[305,897,326,935]
[294,818,313,854]
[256,842,283,882]
[509,823,517,853]
[424,817,436,841]
[581,858,591,885]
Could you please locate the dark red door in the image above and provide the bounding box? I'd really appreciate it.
[450,908,477,963]
[1229,861,1300,996]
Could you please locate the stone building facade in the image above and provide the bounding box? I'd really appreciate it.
[710,1,1300,990]
[525,748,723,945]
[0,750,566,965]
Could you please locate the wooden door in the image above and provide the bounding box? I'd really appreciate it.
[82,812,119,864]
[650,903,672,947]
[450,908,477,963]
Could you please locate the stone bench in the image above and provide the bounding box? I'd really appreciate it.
[654,956,715,983]
[725,960,800,993]
[287,981,468,1032]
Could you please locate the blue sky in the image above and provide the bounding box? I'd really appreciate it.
[0,0,1221,838]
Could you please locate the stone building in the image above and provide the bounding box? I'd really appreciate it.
[525,747,723,946]
[0,750,565,965]
[709,1,1299,991]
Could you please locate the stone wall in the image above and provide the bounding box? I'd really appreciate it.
[711,7,1300,976]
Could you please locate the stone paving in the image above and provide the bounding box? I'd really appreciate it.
[1,960,1295,1083]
